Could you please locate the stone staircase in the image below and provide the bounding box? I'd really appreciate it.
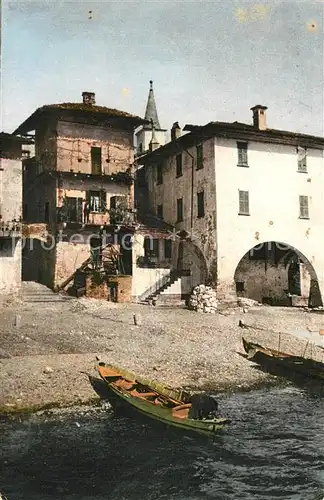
[21,282,74,303]
[143,271,182,304]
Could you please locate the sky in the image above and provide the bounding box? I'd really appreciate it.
[1,0,323,136]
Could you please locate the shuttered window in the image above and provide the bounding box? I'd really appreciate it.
[177,198,183,222]
[239,190,249,215]
[299,195,309,219]
[91,147,102,174]
[237,142,248,166]
[297,147,307,173]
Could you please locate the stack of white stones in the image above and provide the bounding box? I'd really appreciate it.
[188,285,218,313]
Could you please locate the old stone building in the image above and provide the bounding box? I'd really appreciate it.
[13,91,187,303]
[14,92,149,298]
[139,105,324,306]
[0,133,26,295]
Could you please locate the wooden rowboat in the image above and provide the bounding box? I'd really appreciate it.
[90,361,230,436]
[242,337,324,382]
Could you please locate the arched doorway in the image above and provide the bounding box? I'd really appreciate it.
[22,237,56,287]
[234,241,322,307]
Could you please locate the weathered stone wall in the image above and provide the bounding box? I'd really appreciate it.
[0,154,23,293]
[35,118,57,171]
[56,121,134,175]
[23,172,57,225]
[0,158,22,223]
[54,240,90,288]
[85,274,108,299]
[0,239,22,294]
[107,275,132,302]
[144,138,217,284]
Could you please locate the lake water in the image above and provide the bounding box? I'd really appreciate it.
[1,386,323,500]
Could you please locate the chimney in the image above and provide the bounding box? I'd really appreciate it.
[171,122,181,141]
[82,92,96,105]
[251,105,268,130]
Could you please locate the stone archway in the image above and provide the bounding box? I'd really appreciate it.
[173,233,209,297]
[234,241,322,307]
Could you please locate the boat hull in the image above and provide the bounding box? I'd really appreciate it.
[242,338,324,382]
[90,363,230,436]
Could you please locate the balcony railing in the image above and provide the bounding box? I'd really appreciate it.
[56,207,136,226]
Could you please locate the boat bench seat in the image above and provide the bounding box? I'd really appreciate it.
[172,403,191,420]
[129,390,157,399]
[113,379,136,391]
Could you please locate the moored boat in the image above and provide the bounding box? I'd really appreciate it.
[89,361,230,436]
[242,337,324,381]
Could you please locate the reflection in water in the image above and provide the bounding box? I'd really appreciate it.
[1,387,324,500]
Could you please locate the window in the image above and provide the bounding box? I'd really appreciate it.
[110,195,127,224]
[65,197,83,222]
[197,191,205,218]
[157,204,163,219]
[299,195,309,219]
[297,147,307,173]
[91,147,102,175]
[177,198,183,222]
[88,190,106,213]
[164,239,172,259]
[157,163,163,185]
[144,237,159,258]
[176,154,183,177]
[196,144,203,170]
[237,142,248,166]
[238,190,249,215]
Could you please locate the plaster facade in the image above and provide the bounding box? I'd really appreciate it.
[141,111,324,304]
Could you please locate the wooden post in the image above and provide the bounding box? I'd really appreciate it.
[14,314,21,328]
[133,313,141,326]
[277,332,281,355]
[302,340,309,358]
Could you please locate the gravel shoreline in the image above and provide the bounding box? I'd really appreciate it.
[1,296,323,415]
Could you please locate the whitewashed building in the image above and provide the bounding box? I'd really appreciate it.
[139,105,324,306]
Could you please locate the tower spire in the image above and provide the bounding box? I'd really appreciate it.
[144,80,161,129]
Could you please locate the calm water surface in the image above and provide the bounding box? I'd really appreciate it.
[1,387,323,500]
